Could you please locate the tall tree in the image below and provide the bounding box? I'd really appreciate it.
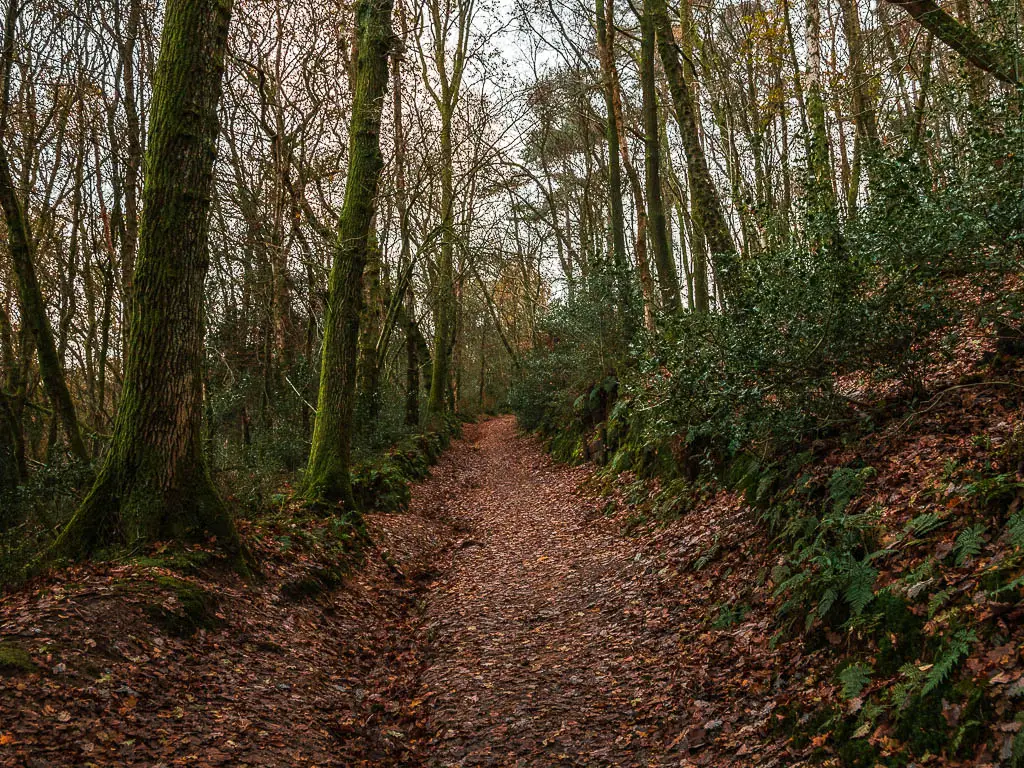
[650,0,739,299]
[0,0,88,462]
[677,0,710,313]
[302,0,394,505]
[419,0,473,417]
[54,0,240,556]
[640,0,681,313]
[595,0,635,330]
[392,3,421,426]
[805,0,838,237]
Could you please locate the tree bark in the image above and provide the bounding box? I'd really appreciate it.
[640,0,681,313]
[54,0,240,557]
[885,0,1022,87]
[423,0,471,418]
[392,8,420,427]
[595,0,637,333]
[357,226,385,423]
[650,0,739,299]
[804,0,841,250]
[303,0,394,506]
[0,0,88,462]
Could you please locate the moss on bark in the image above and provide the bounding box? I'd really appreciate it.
[303,0,394,506]
[53,0,240,559]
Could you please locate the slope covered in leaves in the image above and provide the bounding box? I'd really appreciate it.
[3,388,1023,765]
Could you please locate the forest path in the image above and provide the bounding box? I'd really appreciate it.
[399,416,687,766]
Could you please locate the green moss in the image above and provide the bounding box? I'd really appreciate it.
[131,548,212,575]
[142,576,220,638]
[0,642,36,675]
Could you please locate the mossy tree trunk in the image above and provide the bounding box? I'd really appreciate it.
[427,113,457,418]
[650,0,739,301]
[357,227,385,425]
[838,0,879,210]
[595,0,634,333]
[0,388,18,502]
[53,0,240,557]
[804,0,839,244]
[640,0,681,314]
[0,0,88,462]
[885,0,1022,87]
[302,0,394,506]
[392,15,420,427]
[0,295,26,486]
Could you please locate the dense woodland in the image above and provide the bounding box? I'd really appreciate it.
[0,0,1023,761]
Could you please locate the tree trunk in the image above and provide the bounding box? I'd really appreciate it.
[641,0,681,313]
[54,0,240,557]
[838,0,880,157]
[595,0,636,333]
[0,0,88,462]
[650,0,739,299]
[677,0,711,313]
[392,9,419,427]
[427,112,457,417]
[303,0,393,505]
[0,297,26,479]
[357,226,385,424]
[603,19,656,329]
[805,0,840,244]
[0,300,21,502]
[885,0,1022,86]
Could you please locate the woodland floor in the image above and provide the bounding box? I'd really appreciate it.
[0,415,792,767]
[7,391,1022,766]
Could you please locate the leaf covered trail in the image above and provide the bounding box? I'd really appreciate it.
[394,415,694,765]
[2,415,781,767]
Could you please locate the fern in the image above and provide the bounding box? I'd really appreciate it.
[839,662,873,700]
[927,588,952,618]
[990,573,1024,598]
[890,662,926,710]
[1008,511,1024,549]
[844,559,878,616]
[816,587,838,623]
[828,466,876,513]
[1010,728,1024,768]
[904,512,947,537]
[922,629,976,695]
[954,524,987,565]
[692,534,721,570]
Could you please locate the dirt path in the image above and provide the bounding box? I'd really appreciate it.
[392,416,690,766]
[1,416,780,767]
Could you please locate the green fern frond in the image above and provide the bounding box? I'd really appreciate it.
[839,662,873,700]
[844,559,878,616]
[927,588,951,618]
[890,662,926,710]
[904,512,947,537]
[1007,511,1024,549]
[922,629,976,696]
[954,524,987,566]
[817,587,838,620]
